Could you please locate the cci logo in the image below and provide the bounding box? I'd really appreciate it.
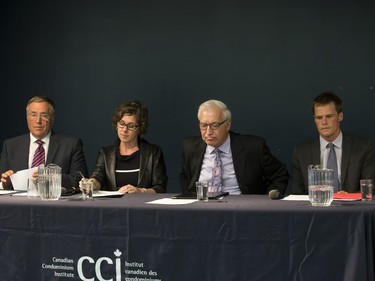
[77,249,122,281]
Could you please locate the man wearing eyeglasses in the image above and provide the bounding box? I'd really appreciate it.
[0,96,88,190]
[287,92,375,194]
[180,99,289,195]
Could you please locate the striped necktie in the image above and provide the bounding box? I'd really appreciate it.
[326,143,339,192]
[31,140,45,168]
[209,148,222,192]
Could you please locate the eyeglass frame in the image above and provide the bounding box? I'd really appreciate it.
[199,119,227,130]
[117,121,139,131]
[26,112,51,122]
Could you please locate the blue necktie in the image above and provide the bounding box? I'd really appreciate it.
[209,148,222,192]
[327,143,339,192]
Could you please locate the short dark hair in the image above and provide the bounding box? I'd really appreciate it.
[312,92,342,114]
[112,101,149,137]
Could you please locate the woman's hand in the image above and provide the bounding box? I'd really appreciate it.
[118,184,147,194]
[79,178,97,191]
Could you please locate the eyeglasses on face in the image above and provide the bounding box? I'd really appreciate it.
[27,112,50,122]
[117,121,139,131]
[199,119,227,130]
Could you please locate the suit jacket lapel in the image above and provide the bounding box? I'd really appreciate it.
[20,135,31,169]
[46,133,59,164]
[341,134,351,183]
[138,141,148,185]
[230,133,245,176]
[311,139,321,165]
[107,145,117,188]
[193,141,206,181]
[299,140,320,188]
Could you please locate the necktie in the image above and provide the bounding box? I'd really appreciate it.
[327,143,339,192]
[209,148,222,192]
[31,140,45,168]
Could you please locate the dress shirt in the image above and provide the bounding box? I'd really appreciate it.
[199,135,241,194]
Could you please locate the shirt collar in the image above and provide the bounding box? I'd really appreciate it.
[30,132,51,145]
[320,131,343,150]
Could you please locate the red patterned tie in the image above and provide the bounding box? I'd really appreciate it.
[31,140,45,168]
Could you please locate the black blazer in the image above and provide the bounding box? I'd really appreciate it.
[0,132,88,188]
[180,131,289,194]
[288,133,375,194]
[91,139,167,193]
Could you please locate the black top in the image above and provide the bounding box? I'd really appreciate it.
[91,139,167,193]
[115,149,141,188]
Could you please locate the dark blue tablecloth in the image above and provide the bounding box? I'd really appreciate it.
[0,193,374,281]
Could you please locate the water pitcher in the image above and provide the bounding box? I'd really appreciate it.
[308,165,334,206]
[38,164,62,201]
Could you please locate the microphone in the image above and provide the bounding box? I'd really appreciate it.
[268,189,283,200]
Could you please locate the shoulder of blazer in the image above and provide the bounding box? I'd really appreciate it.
[230,131,264,141]
[295,138,319,151]
[343,133,370,145]
[49,132,81,143]
[139,139,161,151]
[100,143,117,155]
[229,131,266,150]
[292,138,320,166]
[182,136,206,150]
[4,134,30,144]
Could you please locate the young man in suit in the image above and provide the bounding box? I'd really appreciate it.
[0,96,88,190]
[288,92,375,194]
[180,99,289,195]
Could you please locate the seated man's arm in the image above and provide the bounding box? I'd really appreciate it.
[287,147,307,195]
[62,138,88,189]
[360,139,375,183]
[0,141,14,190]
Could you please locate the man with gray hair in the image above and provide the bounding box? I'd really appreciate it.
[0,96,88,191]
[180,99,289,195]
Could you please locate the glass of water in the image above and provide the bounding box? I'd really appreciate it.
[196,181,208,202]
[81,179,94,200]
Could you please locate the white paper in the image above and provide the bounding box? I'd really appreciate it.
[92,190,124,198]
[146,198,197,205]
[9,168,38,191]
[0,190,18,195]
[282,195,310,201]
[10,192,27,196]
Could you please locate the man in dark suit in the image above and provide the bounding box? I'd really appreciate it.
[288,92,375,194]
[180,99,289,195]
[0,96,88,190]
